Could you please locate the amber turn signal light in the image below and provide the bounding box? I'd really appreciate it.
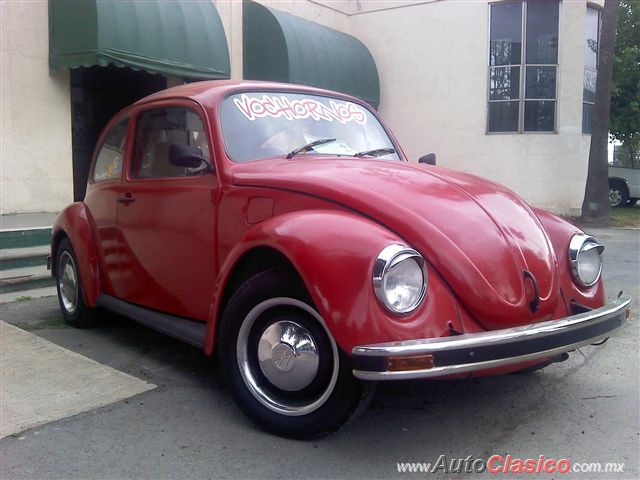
[387,354,435,372]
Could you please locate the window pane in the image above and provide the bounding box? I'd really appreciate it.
[526,0,559,64]
[490,2,522,66]
[525,66,556,99]
[613,145,639,168]
[93,119,128,182]
[585,7,600,69]
[583,68,597,103]
[489,101,519,132]
[220,92,398,162]
[490,67,520,100]
[134,108,209,178]
[582,102,594,134]
[524,100,555,131]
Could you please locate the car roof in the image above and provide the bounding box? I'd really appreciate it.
[134,80,364,110]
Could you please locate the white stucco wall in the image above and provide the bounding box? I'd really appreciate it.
[254,0,349,31]
[1,0,73,215]
[0,0,599,216]
[350,0,595,215]
[216,0,350,80]
[219,0,597,214]
[213,0,244,80]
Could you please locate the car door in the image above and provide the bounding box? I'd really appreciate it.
[83,116,130,296]
[113,102,219,321]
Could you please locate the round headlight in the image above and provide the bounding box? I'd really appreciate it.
[373,245,427,314]
[569,234,604,288]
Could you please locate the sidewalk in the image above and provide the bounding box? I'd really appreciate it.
[0,321,155,438]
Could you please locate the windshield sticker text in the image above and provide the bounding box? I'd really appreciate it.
[233,94,367,125]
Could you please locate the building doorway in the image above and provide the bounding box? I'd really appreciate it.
[70,66,167,200]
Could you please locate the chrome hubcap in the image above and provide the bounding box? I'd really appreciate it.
[609,188,621,206]
[236,297,339,416]
[258,321,319,391]
[58,251,78,314]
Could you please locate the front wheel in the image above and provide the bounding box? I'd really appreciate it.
[218,269,374,438]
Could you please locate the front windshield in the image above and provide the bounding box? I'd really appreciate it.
[220,91,400,163]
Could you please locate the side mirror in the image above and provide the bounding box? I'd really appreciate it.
[169,144,212,172]
[419,153,436,165]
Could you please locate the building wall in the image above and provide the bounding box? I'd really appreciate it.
[216,0,350,82]
[213,0,245,80]
[219,0,599,215]
[350,0,597,215]
[0,0,600,216]
[1,0,73,215]
[252,0,349,31]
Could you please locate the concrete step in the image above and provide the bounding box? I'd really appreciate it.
[0,217,56,299]
[0,286,57,304]
[1,264,50,282]
[0,245,49,270]
[0,264,54,293]
[0,227,52,249]
[0,212,58,230]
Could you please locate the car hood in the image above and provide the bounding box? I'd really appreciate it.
[232,158,560,329]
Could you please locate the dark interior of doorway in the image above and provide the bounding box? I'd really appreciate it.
[70,66,167,201]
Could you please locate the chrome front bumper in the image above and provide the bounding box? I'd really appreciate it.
[352,294,632,380]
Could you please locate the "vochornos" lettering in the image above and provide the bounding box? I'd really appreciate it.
[233,94,368,125]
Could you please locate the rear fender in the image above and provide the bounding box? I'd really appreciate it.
[609,177,630,191]
[51,203,101,306]
[205,210,464,356]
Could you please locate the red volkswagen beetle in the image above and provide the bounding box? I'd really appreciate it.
[50,81,631,437]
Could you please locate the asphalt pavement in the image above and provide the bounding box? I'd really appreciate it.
[0,227,638,480]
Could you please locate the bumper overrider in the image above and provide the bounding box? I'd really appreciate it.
[352,294,632,380]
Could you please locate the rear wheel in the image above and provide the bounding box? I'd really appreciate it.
[55,238,100,328]
[609,180,629,208]
[218,269,374,438]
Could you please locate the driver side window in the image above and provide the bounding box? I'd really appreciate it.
[133,107,210,178]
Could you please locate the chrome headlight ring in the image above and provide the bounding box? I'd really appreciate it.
[569,233,604,288]
[373,244,428,315]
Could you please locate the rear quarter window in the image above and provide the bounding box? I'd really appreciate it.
[93,119,129,182]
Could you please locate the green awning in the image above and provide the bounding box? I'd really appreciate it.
[49,0,230,79]
[243,0,380,108]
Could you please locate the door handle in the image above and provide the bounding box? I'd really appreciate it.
[117,193,135,204]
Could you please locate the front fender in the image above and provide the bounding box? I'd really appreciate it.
[52,202,101,306]
[533,208,605,309]
[205,210,467,356]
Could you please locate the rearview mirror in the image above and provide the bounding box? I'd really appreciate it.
[419,153,436,165]
[169,144,212,172]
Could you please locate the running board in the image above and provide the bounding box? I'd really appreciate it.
[96,294,206,349]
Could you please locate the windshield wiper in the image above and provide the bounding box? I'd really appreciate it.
[354,147,396,158]
[286,138,337,159]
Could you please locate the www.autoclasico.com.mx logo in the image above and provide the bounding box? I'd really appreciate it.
[396,454,625,474]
